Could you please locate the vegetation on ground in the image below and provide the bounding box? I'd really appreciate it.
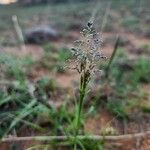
[0,0,150,149]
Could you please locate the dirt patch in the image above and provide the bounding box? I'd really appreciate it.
[1,45,44,61]
[56,71,78,88]
[85,109,115,135]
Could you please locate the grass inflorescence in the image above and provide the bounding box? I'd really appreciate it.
[67,21,106,149]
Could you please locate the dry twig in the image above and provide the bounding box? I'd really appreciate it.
[1,131,150,142]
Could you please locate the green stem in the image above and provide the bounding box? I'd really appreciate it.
[74,71,87,150]
[77,84,86,130]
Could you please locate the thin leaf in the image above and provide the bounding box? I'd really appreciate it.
[105,36,120,78]
[3,100,37,137]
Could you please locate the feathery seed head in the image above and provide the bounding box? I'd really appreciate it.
[68,22,106,79]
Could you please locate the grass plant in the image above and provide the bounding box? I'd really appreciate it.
[66,21,106,149]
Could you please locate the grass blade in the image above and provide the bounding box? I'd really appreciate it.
[105,36,120,78]
[2,100,37,138]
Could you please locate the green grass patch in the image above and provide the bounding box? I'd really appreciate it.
[41,46,71,73]
[0,52,34,81]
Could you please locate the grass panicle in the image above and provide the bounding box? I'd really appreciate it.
[67,21,106,149]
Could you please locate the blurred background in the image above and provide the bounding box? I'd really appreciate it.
[0,0,150,149]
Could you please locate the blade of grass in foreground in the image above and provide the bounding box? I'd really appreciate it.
[7,113,45,132]
[0,96,12,106]
[2,100,37,138]
[26,144,51,150]
[105,36,120,78]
